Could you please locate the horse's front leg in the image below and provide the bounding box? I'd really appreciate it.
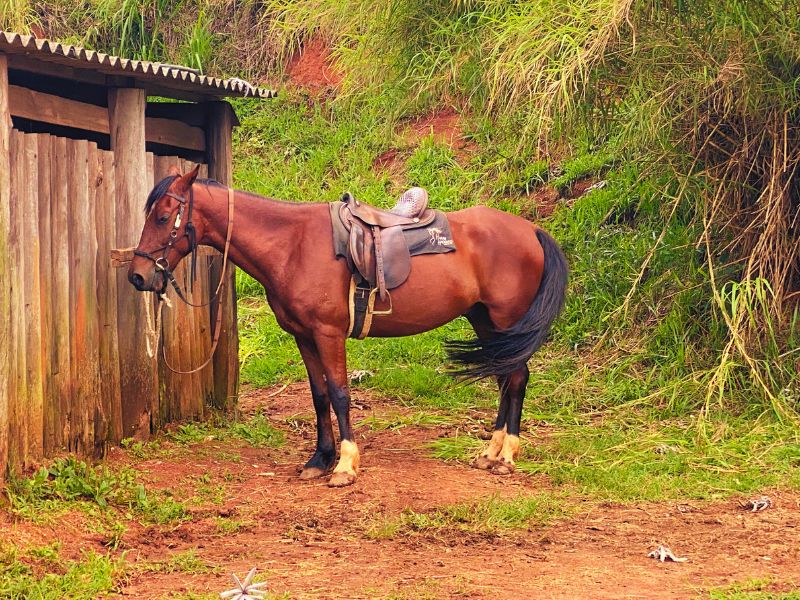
[295,337,337,479]
[314,331,359,487]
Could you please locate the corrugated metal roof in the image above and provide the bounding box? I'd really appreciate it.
[0,31,276,99]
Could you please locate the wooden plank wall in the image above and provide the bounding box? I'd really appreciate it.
[2,128,218,473]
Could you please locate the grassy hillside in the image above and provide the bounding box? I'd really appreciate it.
[8,0,800,499]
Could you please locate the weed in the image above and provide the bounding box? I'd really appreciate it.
[228,412,286,448]
[149,413,284,455]
[191,482,227,506]
[214,516,254,535]
[140,549,216,575]
[181,11,215,73]
[0,544,124,599]
[168,422,215,445]
[427,435,483,462]
[360,411,455,431]
[5,457,188,525]
[121,437,167,460]
[708,577,800,599]
[366,493,570,540]
[0,0,40,33]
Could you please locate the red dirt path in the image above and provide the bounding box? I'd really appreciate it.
[2,385,798,598]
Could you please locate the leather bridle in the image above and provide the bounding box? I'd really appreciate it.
[135,187,200,299]
[135,184,235,374]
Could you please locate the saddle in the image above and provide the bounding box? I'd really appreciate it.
[339,187,436,304]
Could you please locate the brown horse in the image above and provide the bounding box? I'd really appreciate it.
[128,166,568,487]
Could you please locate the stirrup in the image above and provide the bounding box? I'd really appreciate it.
[368,288,393,316]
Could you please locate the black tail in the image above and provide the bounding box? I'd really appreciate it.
[446,229,568,379]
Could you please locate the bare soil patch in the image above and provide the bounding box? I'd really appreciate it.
[399,108,478,162]
[2,385,798,598]
[285,38,342,93]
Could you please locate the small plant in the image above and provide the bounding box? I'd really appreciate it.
[5,457,188,525]
[361,411,455,431]
[169,422,215,445]
[0,0,40,33]
[366,493,570,540]
[0,546,124,599]
[228,413,286,448]
[214,516,253,535]
[121,437,166,460]
[140,549,215,575]
[181,11,215,74]
[427,435,482,462]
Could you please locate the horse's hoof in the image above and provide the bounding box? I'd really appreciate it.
[473,455,496,470]
[490,460,515,476]
[327,471,357,487]
[299,466,328,480]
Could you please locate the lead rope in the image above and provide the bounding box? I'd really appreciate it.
[146,187,235,374]
[144,292,172,359]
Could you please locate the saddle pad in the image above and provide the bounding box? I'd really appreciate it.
[328,201,456,261]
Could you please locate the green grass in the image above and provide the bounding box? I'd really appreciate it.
[5,457,188,525]
[427,414,800,502]
[0,543,124,599]
[213,516,254,535]
[360,411,456,431]
[366,493,570,539]
[139,549,216,575]
[708,578,800,599]
[165,411,286,449]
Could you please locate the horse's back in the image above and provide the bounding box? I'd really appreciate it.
[366,205,545,336]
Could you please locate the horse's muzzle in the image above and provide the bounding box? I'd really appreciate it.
[128,267,164,292]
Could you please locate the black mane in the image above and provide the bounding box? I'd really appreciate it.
[144,175,225,214]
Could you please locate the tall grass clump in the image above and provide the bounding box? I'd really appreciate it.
[34,1,276,79]
[0,0,40,33]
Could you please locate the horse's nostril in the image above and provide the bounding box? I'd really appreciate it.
[130,273,145,290]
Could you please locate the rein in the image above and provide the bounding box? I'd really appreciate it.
[140,186,235,375]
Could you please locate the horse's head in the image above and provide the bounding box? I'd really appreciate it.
[128,165,201,293]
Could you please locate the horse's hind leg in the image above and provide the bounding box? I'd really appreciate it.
[467,305,510,471]
[296,337,336,479]
[490,365,529,475]
[473,376,508,470]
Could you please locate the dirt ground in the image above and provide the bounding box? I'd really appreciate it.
[285,38,343,92]
[3,384,798,599]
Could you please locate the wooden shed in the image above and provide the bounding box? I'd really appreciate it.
[0,32,274,476]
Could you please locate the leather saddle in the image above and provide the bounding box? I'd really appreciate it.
[339,187,435,303]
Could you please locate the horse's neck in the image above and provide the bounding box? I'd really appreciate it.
[198,187,307,292]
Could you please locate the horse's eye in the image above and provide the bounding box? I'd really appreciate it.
[158,214,170,224]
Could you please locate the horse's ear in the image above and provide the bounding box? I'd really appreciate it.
[175,164,201,192]
[167,166,181,177]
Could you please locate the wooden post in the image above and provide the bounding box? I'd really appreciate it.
[205,101,239,411]
[37,134,55,455]
[97,150,123,444]
[9,131,27,466]
[51,135,71,449]
[0,54,11,476]
[109,88,156,440]
[22,134,43,464]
